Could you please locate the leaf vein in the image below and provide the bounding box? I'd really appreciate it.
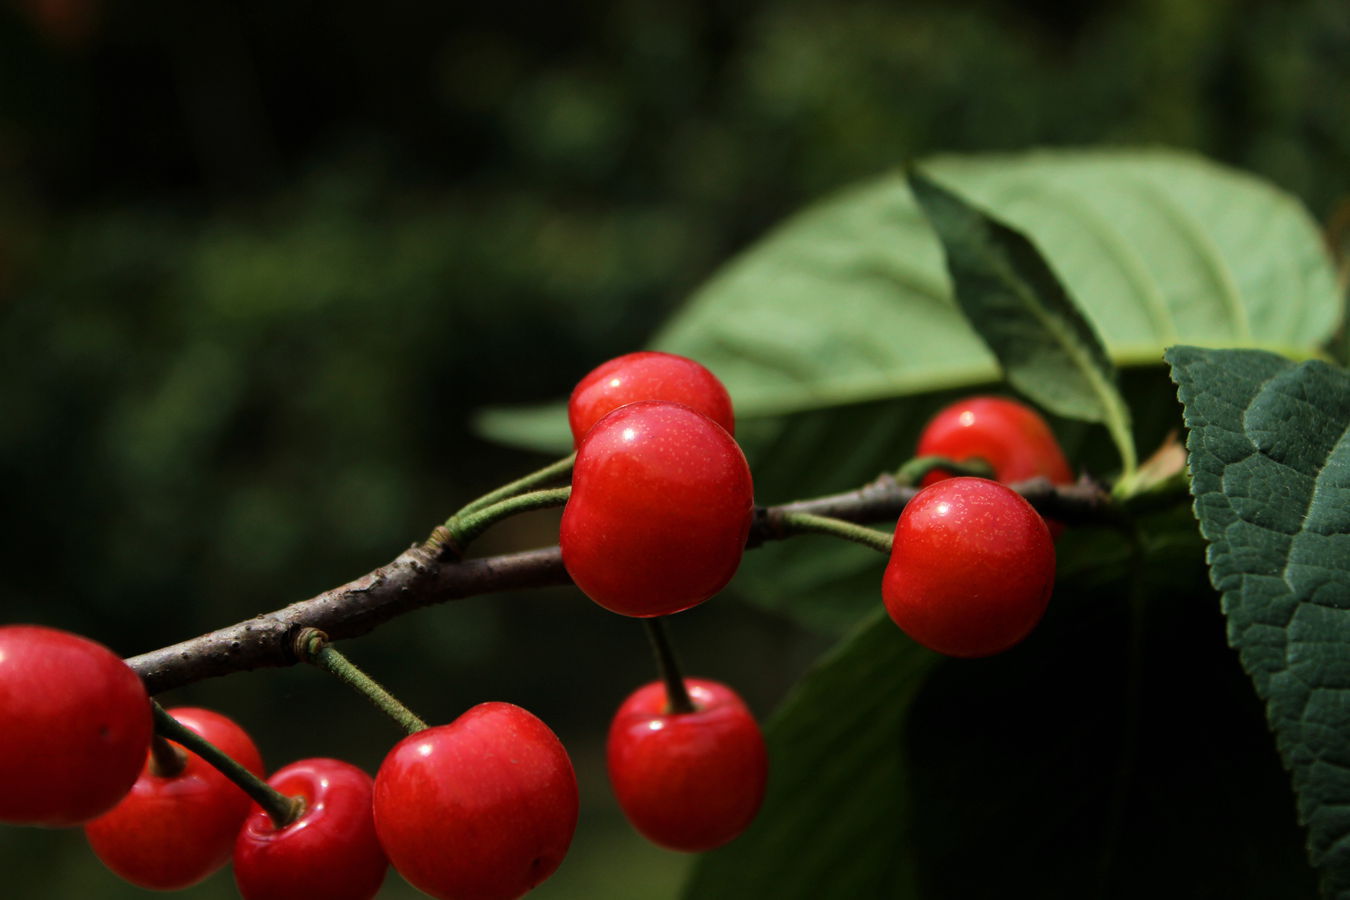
[1128,176,1252,342]
[1015,179,1181,344]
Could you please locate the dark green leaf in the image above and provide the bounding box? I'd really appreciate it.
[686,518,1316,899]
[1168,346,1350,897]
[908,168,1136,472]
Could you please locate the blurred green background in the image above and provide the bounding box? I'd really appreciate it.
[1,0,1347,897]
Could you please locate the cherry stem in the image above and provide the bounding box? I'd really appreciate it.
[430,486,573,559]
[774,511,894,554]
[295,628,428,735]
[148,733,187,778]
[894,454,994,486]
[644,618,696,715]
[151,701,301,829]
[453,453,576,519]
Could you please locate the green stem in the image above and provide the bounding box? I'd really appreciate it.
[453,454,576,520]
[296,629,428,734]
[643,618,695,715]
[1107,416,1139,483]
[895,455,994,486]
[148,733,186,777]
[776,511,894,554]
[151,701,301,829]
[448,486,572,549]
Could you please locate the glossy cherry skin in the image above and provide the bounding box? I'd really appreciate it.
[607,679,767,853]
[883,477,1055,658]
[373,702,579,900]
[561,400,754,618]
[568,351,735,446]
[84,706,265,890]
[0,625,153,826]
[916,396,1072,487]
[234,758,387,900]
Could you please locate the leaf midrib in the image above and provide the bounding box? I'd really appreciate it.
[988,231,1139,474]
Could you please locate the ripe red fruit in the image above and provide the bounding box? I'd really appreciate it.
[882,477,1055,658]
[607,679,767,853]
[84,706,265,890]
[234,758,387,900]
[560,400,754,618]
[0,625,152,827]
[915,396,1072,487]
[568,351,735,446]
[373,702,579,900]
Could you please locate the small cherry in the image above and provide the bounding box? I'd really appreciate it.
[84,706,265,890]
[561,400,754,618]
[882,477,1055,658]
[568,350,735,446]
[373,702,579,900]
[607,678,767,852]
[0,625,153,827]
[916,396,1072,487]
[234,758,387,900]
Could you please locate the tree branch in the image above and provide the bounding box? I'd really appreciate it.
[127,475,1116,694]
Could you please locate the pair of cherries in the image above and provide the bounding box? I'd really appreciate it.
[82,706,387,900]
[886,396,1069,658]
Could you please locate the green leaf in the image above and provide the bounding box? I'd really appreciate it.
[687,518,1317,898]
[907,169,1136,474]
[478,148,1339,452]
[1168,346,1350,896]
[471,402,573,455]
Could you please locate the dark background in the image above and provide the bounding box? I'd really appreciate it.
[1,0,1347,896]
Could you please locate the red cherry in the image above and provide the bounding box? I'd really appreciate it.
[0,625,152,827]
[234,758,387,900]
[607,679,767,853]
[916,396,1072,487]
[882,477,1055,658]
[560,400,754,618]
[568,351,735,446]
[84,706,265,890]
[373,702,578,900]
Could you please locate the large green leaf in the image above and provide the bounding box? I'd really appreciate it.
[686,507,1317,899]
[478,148,1339,452]
[908,169,1136,472]
[1168,346,1350,897]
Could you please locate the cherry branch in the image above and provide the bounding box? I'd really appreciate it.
[127,474,1114,694]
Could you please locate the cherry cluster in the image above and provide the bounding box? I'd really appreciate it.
[565,353,1063,661]
[0,351,1070,899]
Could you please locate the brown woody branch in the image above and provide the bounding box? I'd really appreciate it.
[127,475,1113,694]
